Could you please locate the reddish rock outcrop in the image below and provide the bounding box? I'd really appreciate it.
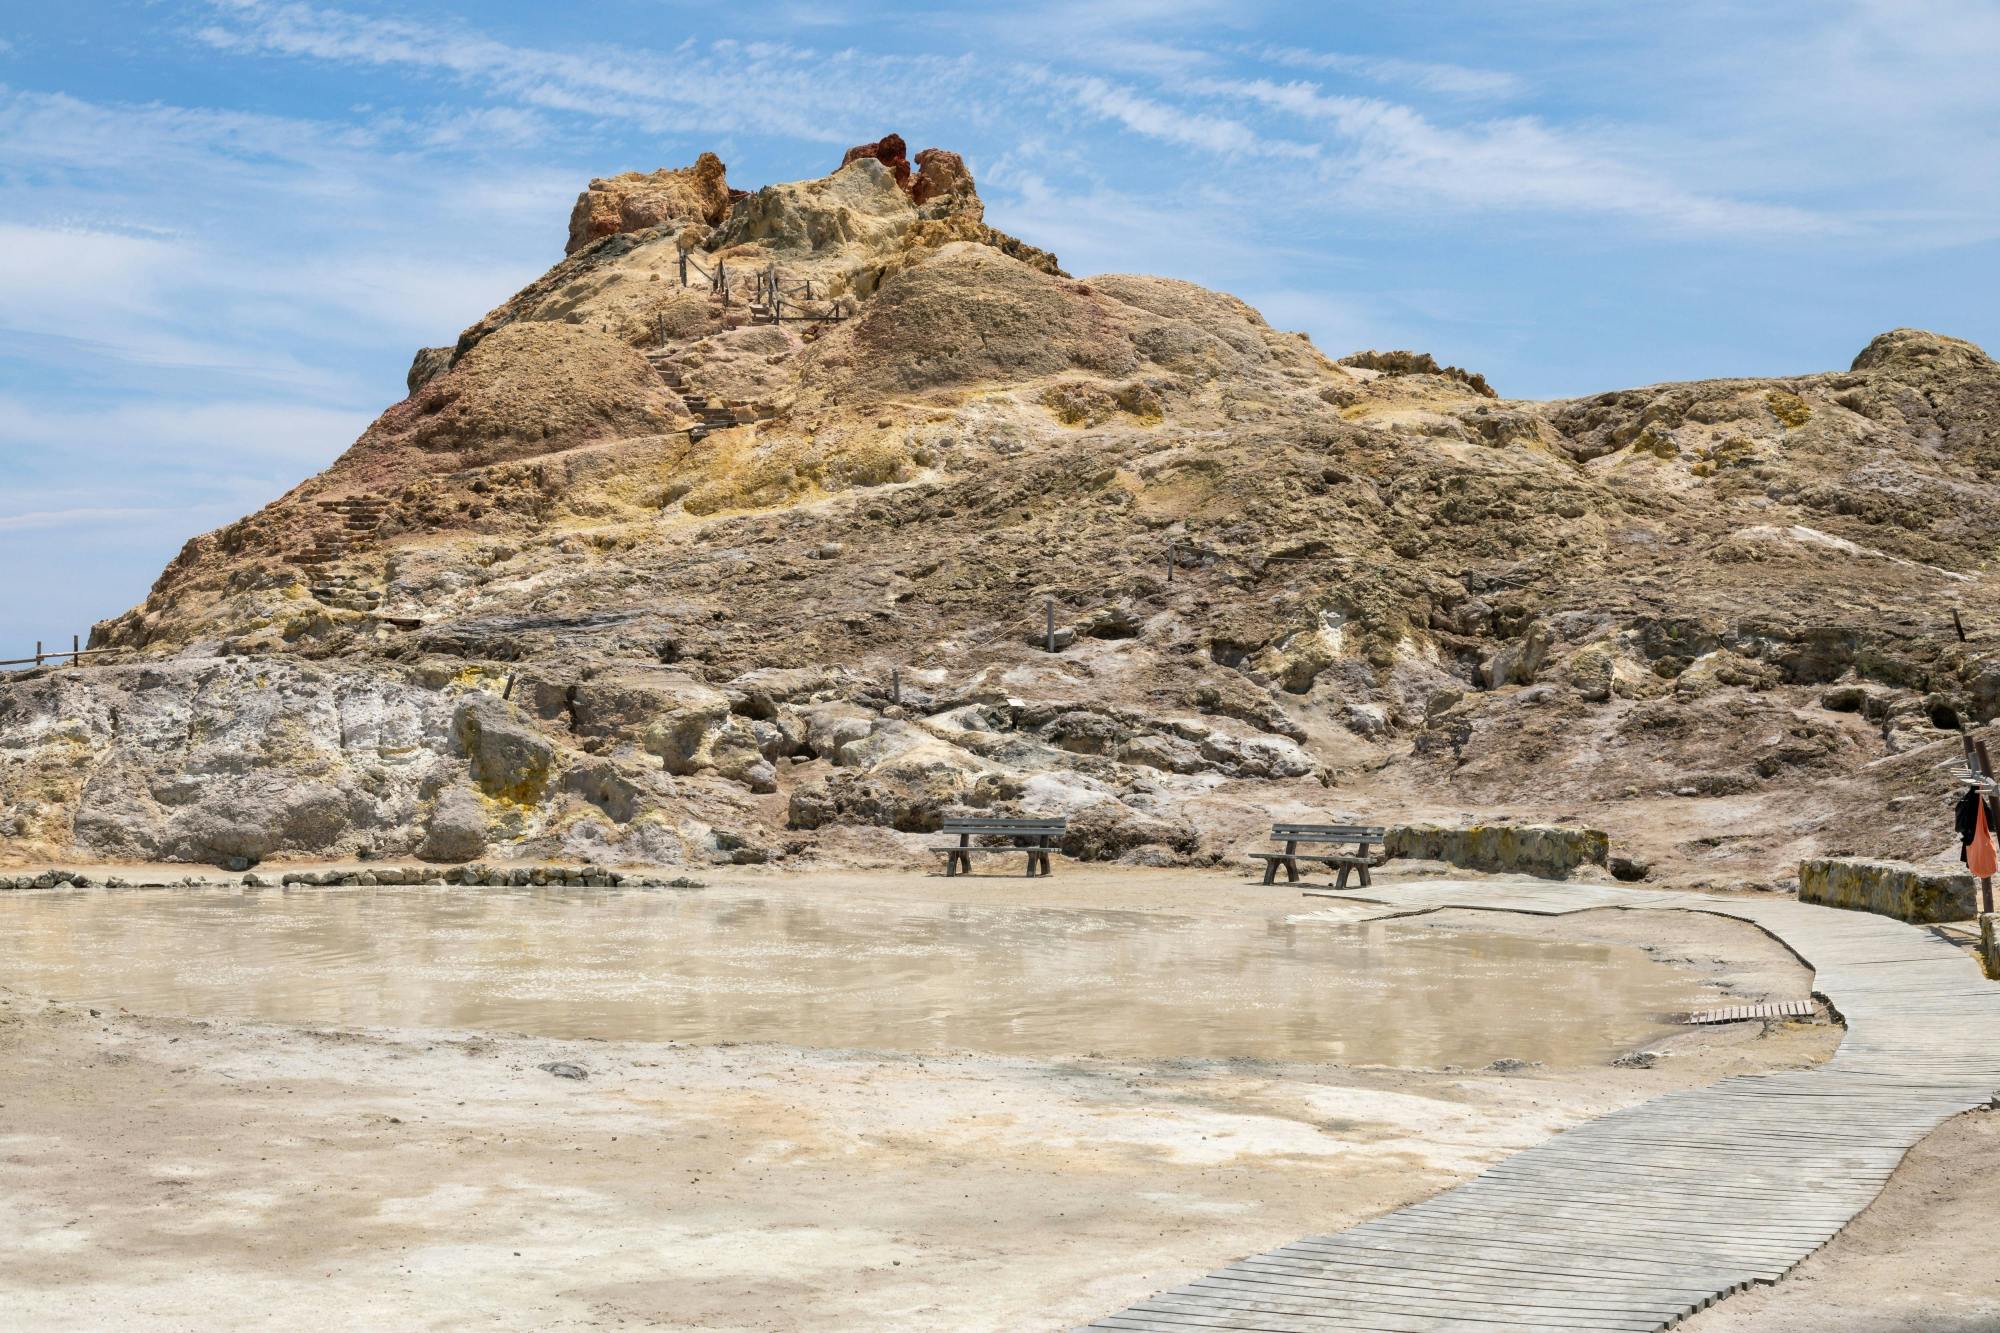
[838,136,979,214]
[566,152,732,255]
[840,134,912,189]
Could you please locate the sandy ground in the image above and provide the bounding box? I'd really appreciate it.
[0,867,1874,1330]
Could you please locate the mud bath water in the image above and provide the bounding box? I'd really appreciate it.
[0,885,1711,1065]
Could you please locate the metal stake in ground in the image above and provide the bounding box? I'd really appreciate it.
[1045,599,1055,653]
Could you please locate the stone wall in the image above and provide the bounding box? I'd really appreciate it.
[1797,857,1975,924]
[1385,823,1610,880]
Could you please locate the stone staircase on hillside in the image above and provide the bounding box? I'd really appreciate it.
[296,495,390,567]
[645,353,773,442]
[304,574,383,613]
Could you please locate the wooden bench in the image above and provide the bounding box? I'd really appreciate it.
[1251,823,1384,888]
[931,817,1067,877]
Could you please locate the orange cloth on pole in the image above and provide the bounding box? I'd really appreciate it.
[1970,800,1998,879]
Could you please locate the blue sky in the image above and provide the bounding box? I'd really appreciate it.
[2,1,1997,651]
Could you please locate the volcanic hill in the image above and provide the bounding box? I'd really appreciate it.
[4,135,1998,882]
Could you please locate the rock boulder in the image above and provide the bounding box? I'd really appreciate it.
[566,152,732,255]
[1798,857,1976,923]
[1386,823,1611,880]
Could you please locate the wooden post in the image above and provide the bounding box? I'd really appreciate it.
[1045,599,1055,653]
[1166,539,1175,585]
[34,640,43,666]
[891,668,901,704]
[1953,608,1968,642]
[679,252,688,287]
[71,634,79,662]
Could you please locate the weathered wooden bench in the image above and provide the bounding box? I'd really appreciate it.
[932,817,1067,877]
[1251,822,1385,888]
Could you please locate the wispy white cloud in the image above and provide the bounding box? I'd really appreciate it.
[0,394,374,467]
[984,171,1228,279]
[1194,77,1831,235]
[1254,43,1522,99]
[0,85,375,190]
[0,220,512,390]
[0,506,173,533]
[0,223,291,380]
[181,0,1866,244]
[401,104,555,150]
[1674,0,2000,241]
[1056,74,1317,159]
[0,80,569,397]
[191,0,880,143]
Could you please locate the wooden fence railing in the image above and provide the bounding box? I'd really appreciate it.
[675,252,849,325]
[0,635,111,669]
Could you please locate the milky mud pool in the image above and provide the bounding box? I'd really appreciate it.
[0,870,1839,1331]
[0,880,1718,1066]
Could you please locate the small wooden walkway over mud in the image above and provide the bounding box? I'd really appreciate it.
[1082,880,2000,1332]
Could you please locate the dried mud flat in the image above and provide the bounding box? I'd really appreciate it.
[0,867,1858,1332]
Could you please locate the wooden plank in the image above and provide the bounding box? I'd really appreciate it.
[930,845,1058,853]
[1249,853,1368,865]
[1191,1266,1703,1315]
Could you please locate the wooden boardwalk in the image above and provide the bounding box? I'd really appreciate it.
[1081,881,2000,1332]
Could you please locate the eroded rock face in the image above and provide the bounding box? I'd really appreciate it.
[1,660,460,865]
[911,147,975,210]
[406,346,453,396]
[800,243,1140,400]
[1849,327,1992,376]
[566,152,732,255]
[1339,349,1497,398]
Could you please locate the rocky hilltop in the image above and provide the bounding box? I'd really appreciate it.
[4,136,1997,881]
